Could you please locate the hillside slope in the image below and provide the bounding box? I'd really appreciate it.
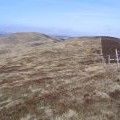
[0,34,119,120]
[0,32,61,45]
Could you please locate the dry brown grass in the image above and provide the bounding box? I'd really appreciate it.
[0,34,119,120]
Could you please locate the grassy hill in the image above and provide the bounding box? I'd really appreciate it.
[0,32,61,45]
[0,33,119,120]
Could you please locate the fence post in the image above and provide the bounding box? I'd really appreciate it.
[108,55,110,64]
[115,49,119,64]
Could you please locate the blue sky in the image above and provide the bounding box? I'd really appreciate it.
[0,0,120,36]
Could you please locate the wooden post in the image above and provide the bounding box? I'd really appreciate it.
[115,49,119,64]
[108,55,110,64]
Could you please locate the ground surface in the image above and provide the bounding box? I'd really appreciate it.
[0,33,120,120]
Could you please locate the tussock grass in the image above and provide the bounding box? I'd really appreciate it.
[0,35,119,119]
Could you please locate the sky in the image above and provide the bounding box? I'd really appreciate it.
[0,0,120,37]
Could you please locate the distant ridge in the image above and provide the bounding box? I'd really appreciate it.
[0,32,62,45]
[0,32,120,45]
[67,35,120,41]
[0,31,7,36]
